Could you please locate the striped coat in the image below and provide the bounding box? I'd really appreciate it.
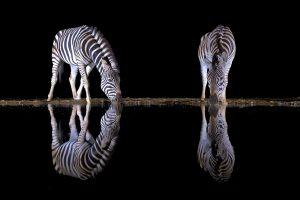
[198,25,236,103]
[197,104,235,182]
[49,103,121,180]
[48,25,121,103]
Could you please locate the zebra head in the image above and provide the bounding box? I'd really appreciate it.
[209,52,228,103]
[198,104,235,182]
[98,103,122,150]
[100,59,122,102]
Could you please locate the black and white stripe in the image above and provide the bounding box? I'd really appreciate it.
[198,25,236,103]
[47,25,121,103]
[197,104,235,182]
[49,103,121,180]
[89,26,118,73]
[99,59,122,102]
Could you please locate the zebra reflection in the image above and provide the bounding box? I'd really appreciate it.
[197,104,235,182]
[48,103,122,180]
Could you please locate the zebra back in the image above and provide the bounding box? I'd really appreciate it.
[199,25,236,67]
[210,25,236,60]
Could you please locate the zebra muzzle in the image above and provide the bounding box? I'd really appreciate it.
[209,94,219,104]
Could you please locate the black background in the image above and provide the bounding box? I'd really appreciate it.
[0,2,299,197]
[0,2,299,99]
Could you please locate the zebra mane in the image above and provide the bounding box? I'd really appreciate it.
[100,59,115,75]
[89,26,119,73]
[89,26,104,40]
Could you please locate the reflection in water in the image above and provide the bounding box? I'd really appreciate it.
[48,103,122,180]
[197,104,235,182]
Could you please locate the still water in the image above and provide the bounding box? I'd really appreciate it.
[0,104,299,196]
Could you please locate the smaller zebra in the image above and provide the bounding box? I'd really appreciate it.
[198,25,236,103]
[49,103,121,180]
[197,104,235,182]
[47,25,121,103]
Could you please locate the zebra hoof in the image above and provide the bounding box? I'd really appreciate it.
[86,98,91,104]
[220,100,228,105]
[47,97,52,102]
[47,104,53,111]
[74,96,81,100]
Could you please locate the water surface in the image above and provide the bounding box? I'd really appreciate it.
[0,104,298,196]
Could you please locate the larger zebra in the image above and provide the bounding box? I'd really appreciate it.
[49,103,122,180]
[197,104,235,182]
[47,25,121,103]
[198,25,236,103]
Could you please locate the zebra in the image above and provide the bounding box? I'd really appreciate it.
[48,103,122,180]
[197,104,235,182]
[198,25,236,103]
[47,25,121,103]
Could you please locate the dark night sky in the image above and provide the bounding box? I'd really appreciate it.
[0,2,299,99]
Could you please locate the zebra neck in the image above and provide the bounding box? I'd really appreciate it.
[82,133,114,171]
[96,62,103,74]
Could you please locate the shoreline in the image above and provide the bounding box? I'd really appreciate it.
[0,98,299,107]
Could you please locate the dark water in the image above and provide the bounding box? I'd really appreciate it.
[0,104,299,197]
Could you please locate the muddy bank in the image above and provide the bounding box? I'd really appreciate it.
[0,98,299,107]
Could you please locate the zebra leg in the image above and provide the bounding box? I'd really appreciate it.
[220,88,228,104]
[47,61,62,101]
[197,103,209,167]
[83,104,95,144]
[220,104,227,120]
[220,63,232,104]
[76,103,91,126]
[78,65,91,103]
[201,104,207,130]
[69,65,78,100]
[78,103,91,143]
[48,104,62,154]
[85,130,95,144]
[48,104,63,170]
[69,105,78,141]
[76,65,93,100]
[200,63,208,101]
[219,70,230,104]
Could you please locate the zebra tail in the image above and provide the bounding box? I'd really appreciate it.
[58,63,64,83]
[217,35,223,53]
[57,120,63,143]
